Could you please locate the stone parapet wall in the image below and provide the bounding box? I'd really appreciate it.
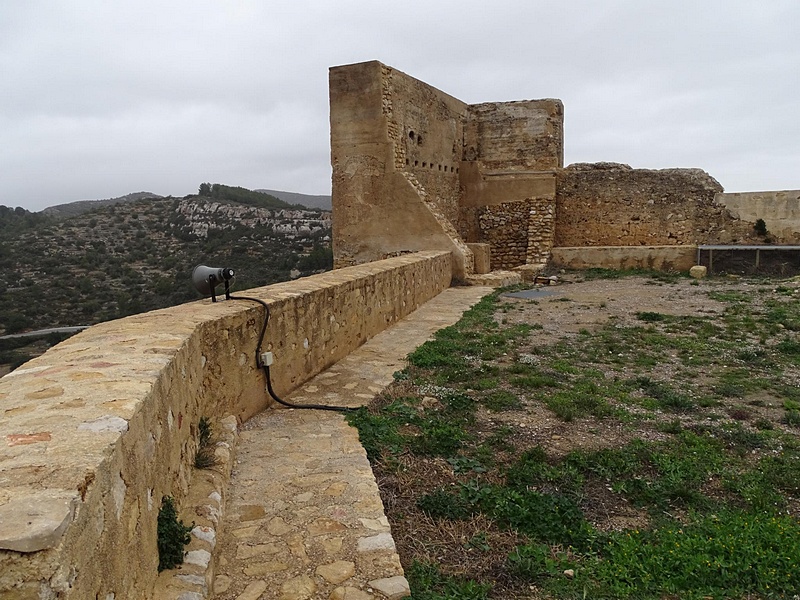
[0,251,451,599]
[555,163,761,247]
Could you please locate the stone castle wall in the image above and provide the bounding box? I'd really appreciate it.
[331,61,798,278]
[463,100,563,171]
[459,99,563,270]
[0,251,451,599]
[471,197,556,269]
[331,61,566,277]
[554,163,764,247]
[330,61,472,278]
[383,64,466,226]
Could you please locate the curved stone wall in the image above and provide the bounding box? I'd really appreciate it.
[0,251,451,599]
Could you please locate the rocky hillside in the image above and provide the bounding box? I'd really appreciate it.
[0,193,332,337]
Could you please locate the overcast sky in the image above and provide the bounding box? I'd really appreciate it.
[2,1,798,212]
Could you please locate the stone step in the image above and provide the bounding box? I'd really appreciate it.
[465,270,521,287]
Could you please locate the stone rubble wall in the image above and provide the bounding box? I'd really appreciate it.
[470,197,556,271]
[477,201,530,269]
[554,163,766,247]
[526,197,556,267]
[0,251,451,599]
[463,100,564,171]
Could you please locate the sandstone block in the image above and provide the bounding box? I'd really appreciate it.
[0,491,77,552]
[466,243,491,274]
[316,560,356,584]
[368,576,411,599]
[689,265,707,279]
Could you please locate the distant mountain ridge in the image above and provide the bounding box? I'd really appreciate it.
[41,191,163,218]
[256,189,332,210]
[37,188,331,218]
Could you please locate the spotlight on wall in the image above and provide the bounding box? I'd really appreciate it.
[192,265,235,302]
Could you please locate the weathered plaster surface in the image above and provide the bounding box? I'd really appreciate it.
[330,61,472,278]
[715,190,800,240]
[555,163,761,247]
[550,245,698,272]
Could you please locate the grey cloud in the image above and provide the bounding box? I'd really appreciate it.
[1,0,798,210]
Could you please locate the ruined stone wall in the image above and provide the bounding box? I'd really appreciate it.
[458,100,563,269]
[555,163,760,247]
[473,198,555,270]
[527,197,556,266]
[478,201,530,269]
[463,100,564,170]
[0,251,451,599]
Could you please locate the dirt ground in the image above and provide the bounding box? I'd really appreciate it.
[373,273,800,597]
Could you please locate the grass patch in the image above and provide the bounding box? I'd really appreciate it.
[349,276,800,599]
[480,390,522,412]
[585,511,800,598]
[406,562,491,600]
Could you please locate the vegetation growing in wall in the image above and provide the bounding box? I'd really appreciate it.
[157,496,193,572]
[194,417,218,469]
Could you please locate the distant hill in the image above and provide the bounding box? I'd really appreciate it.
[0,191,332,339]
[41,191,163,218]
[256,189,332,210]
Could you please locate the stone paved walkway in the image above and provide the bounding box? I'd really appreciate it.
[212,286,495,600]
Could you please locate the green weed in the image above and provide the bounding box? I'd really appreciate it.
[157,496,193,572]
[590,511,800,598]
[345,405,407,462]
[194,417,217,469]
[406,562,491,600]
[636,311,667,322]
[480,390,521,412]
[635,376,695,412]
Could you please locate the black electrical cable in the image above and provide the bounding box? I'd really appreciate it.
[229,294,358,413]
[262,364,356,413]
[228,294,269,366]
